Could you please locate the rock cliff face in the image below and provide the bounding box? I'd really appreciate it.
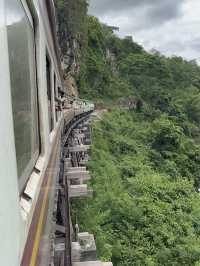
[55,0,88,96]
[63,75,79,96]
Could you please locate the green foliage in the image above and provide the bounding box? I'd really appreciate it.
[77,16,137,100]
[55,5,200,265]
[73,110,200,266]
[77,16,200,115]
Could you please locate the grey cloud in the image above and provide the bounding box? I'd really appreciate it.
[190,38,200,51]
[156,40,187,54]
[89,0,184,28]
[147,1,183,23]
[88,0,200,61]
[89,0,145,14]
[161,38,200,54]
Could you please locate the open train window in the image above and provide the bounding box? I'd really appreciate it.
[54,73,58,122]
[58,87,63,117]
[46,54,54,132]
[6,0,39,191]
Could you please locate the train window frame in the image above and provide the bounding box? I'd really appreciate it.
[6,0,40,193]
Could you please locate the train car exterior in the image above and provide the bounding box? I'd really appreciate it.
[0,0,93,265]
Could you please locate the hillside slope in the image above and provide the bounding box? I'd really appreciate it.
[55,4,200,266]
[74,109,200,265]
[74,16,200,266]
[77,17,200,107]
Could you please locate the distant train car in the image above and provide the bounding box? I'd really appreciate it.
[0,1,93,265]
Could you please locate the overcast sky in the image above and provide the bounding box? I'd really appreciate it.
[89,0,200,61]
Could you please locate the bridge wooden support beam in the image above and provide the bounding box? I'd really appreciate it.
[69,145,90,153]
[72,232,97,262]
[69,185,92,198]
[67,171,90,181]
[66,167,87,172]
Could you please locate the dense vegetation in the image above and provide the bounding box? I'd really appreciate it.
[74,109,200,265]
[77,17,139,101]
[74,15,200,266]
[77,16,200,105]
[56,3,200,265]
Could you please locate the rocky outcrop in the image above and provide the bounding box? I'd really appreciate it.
[63,75,79,97]
[55,0,88,96]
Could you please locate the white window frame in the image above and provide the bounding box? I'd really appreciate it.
[8,0,40,192]
[20,0,34,27]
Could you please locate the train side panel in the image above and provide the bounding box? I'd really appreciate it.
[0,1,21,265]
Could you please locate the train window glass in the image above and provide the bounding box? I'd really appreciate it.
[54,74,58,122]
[46,55,54,132]
[6,0,39,188]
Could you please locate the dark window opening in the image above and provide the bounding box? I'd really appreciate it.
[46,55,54,132]
[54,73,58,122]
